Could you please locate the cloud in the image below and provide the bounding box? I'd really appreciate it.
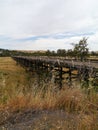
[0,31,97,51]
[0,0,98,50]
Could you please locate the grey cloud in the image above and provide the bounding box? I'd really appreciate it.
[0,0,98,50]
[0,0,98,36]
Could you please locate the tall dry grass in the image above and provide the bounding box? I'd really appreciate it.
[4,87,97,112]
[0,57,98,130]
[1,86,97,130]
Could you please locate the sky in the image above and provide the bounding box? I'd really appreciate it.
[0,0,98,51]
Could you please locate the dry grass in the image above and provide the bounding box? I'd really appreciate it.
[0,57,98,130]
[0,57,34,104]
[0,87,97,130]
[23,113,97,130]
[4,87,98,112]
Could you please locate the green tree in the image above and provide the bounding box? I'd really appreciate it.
[67,49,73,58]
[57,49,66,57]
[46,50,51,56]
[73,37,89,61]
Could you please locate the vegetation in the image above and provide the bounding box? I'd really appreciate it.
[0,38,98,129]
[0,57,98,129]
[73,37,89,61]
[0,38,98,61]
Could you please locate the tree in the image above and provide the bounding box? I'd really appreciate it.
[73,37,89,61]
[46,50,51,56]
[67,49,73,58]
[57,49,66,57]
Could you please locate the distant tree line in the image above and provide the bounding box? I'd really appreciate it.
[0,38,98,61]
[46,38,90,61]
[0,49,27,57]
[46,38,98,61]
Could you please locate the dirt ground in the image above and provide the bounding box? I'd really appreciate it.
[0,110,78,130]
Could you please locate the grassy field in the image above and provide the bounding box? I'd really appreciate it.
[0,57,98,130]
[0,57,34,104]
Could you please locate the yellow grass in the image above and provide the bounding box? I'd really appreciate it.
[0,57,98,130]
[1,87,97,130]
[0,57,33,104]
